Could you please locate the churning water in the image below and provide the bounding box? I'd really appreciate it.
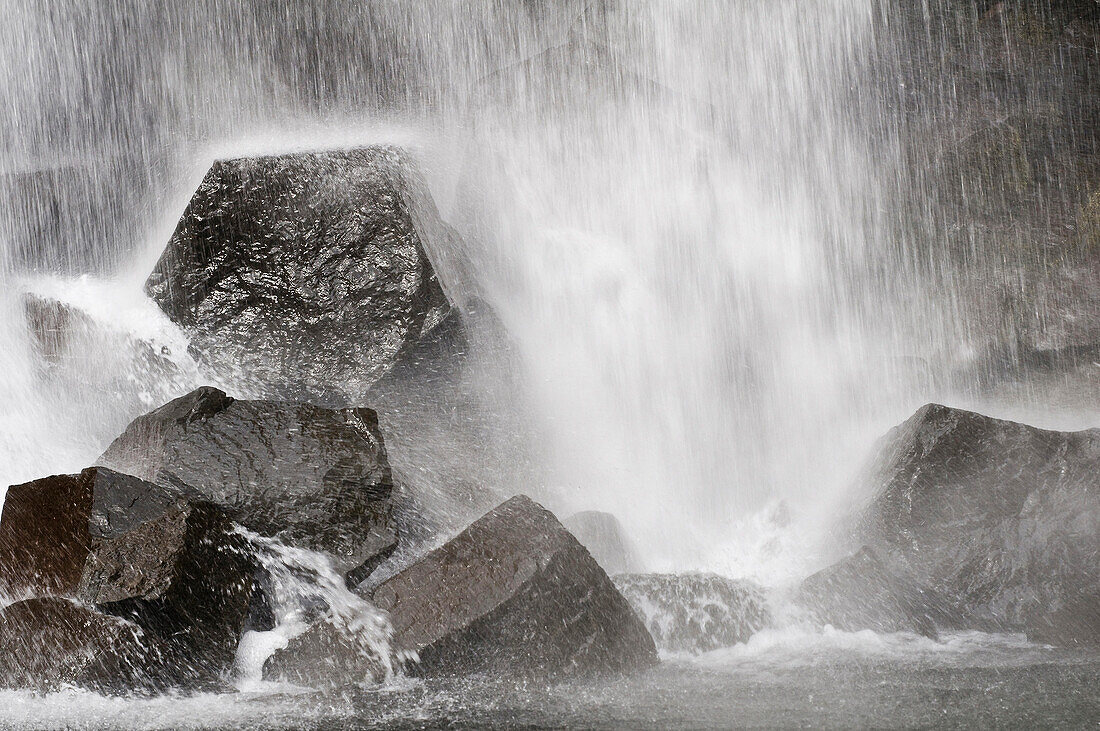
[2,0,1099,726]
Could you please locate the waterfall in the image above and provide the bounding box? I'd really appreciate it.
[1,0,1094,580]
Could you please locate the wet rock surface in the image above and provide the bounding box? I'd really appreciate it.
[262,620,391,688]
[613,573,771,654]
[0,597,180,694]
[370,495,658,678]
[0,471,93,599]
[795,547,964,638]
[145,146,455,404]
[563,510,643,576]
[0,467,254,684]
[855,403,1100,641]
[98,386,397,586]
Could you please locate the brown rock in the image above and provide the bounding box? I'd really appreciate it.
[370,495,657,678]
[0,597,179,693]
[0,467,255,682]
[0,472,91,598]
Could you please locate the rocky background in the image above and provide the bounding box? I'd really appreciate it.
[879,0,1100,400]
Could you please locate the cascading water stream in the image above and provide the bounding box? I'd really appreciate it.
[232,529,397,690]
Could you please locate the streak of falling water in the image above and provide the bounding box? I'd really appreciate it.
[4,1,1085,580]
[450,1,927,574]
[0,0,918,580]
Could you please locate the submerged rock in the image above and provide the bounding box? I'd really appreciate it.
[369,495,657,678]
[795,547,963,638]
[0,467,254,682]
[854,403,1100,641]
[0,597,180,694]
[98,386,397,587]
[145,146,456,404]
[613,573,771,654]
[563,510,644,575]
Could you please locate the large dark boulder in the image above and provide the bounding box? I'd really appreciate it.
[613,573,771,654]
[360,495,655,679]
[853,403,1100,640]
[0,467,254,682]
[563,510,643,575]
[98,386,397,587]
[0,597,181,694]
[144,146,456,404]
[795,547,964,638]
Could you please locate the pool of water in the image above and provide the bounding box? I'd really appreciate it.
[3,631,1097,729]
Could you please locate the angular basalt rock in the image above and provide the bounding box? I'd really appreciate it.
[563,510,644,575]
[98,386,397,587]
[0,471,92,599]
[145,146,456,404]
[795,547,963,638]
[0,467,254,681]
[0,597,180,694]
[613,573,771,654]
[370,495,657,678]
[854,404,1100,638]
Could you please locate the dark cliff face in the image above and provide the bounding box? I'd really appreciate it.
[874,0,1100,379]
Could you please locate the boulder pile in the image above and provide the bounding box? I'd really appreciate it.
[0,145,657,694]
[5,142,1098,695]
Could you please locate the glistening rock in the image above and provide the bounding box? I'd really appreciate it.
[98,386,397,587]
[854,403,1100,640]
[0,597,180,694]
[795,547,963,638]
[145,146,456,404]
[0,467,254,682]
[369,495,657,678]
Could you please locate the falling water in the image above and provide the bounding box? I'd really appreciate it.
[0,0,927,580]
[2,0,1099,723]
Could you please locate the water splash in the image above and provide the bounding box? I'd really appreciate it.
[231,528,396,689]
